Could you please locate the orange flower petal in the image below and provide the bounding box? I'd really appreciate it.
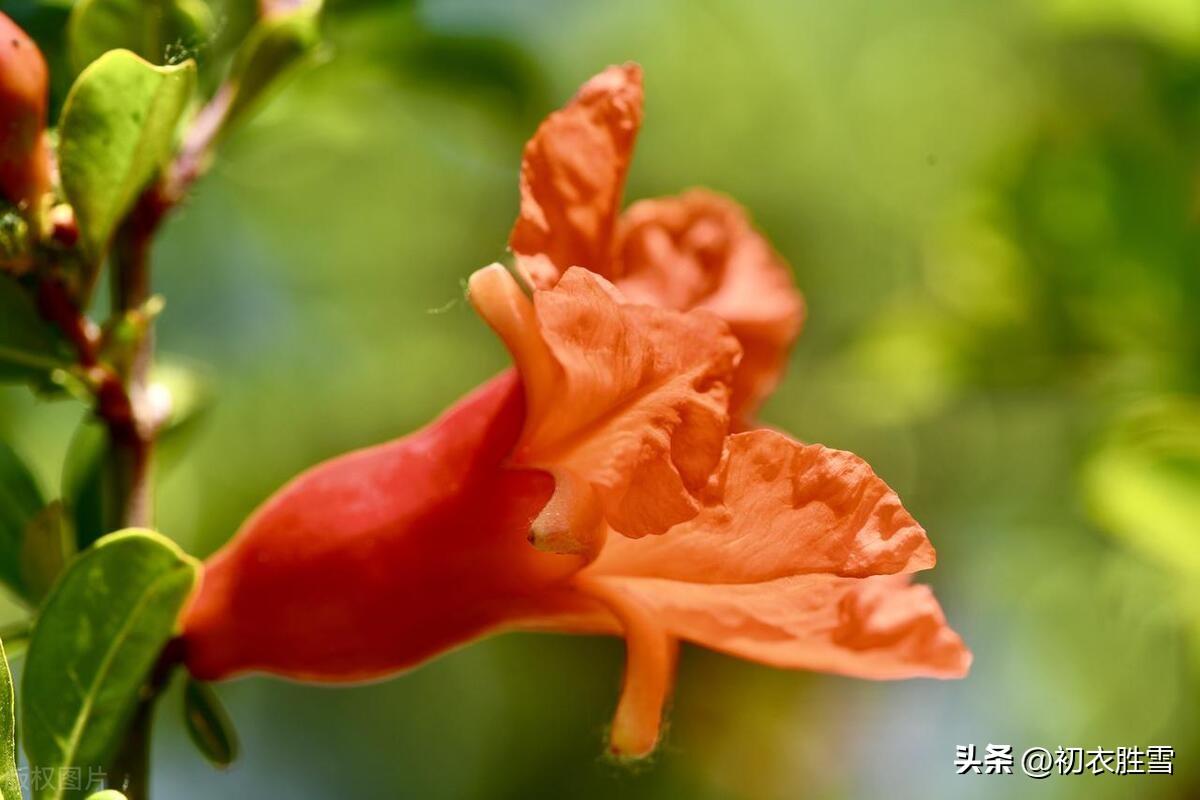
[615,190,804,419]
[590,430,936,582]
[575,575,677,758]
[467,264,558,425]
[527,465,607,558]
[509,64,643,290]
[471,265,740,542]
[589,573,970,680]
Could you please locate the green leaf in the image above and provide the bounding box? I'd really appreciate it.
[223,3,323,132]
[20,500,77,604]
[182,678,238,768]
[0,439,46,596]
[0,274,72,385]
[84,793,126,800]
[68,0,215,76]
[58,50,196,261]
[1084,398,1200,577]
[23,529,200,800]
[0,639,21,800]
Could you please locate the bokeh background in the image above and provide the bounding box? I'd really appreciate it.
[4,0,1200,797]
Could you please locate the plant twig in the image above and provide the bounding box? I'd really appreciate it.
[35,277,97,368]
[162,86,232,206]
[107,639,185,800]
[106,187,173,530]
[98,85,236,799]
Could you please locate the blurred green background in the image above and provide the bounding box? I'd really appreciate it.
[4,0,1200,796]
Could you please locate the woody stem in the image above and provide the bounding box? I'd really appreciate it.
[94,187,173,800]
[106,188,169,530]
[98,81,227,531]
[99,93,228,796]
[42,87,230,798]
[34,275,146,535]
[106,640,185,800]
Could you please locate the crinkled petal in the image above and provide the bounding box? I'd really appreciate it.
[589,573,970,679]
[615,190,804,418]
[471,265,740,543]
[590,430,935,582]
[509,64,643,289]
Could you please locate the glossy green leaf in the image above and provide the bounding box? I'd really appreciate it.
[23,529,199,800]
[20,500,77,604]
[58,50,196,260]
[68,0,214,75]
[0,639,20,800]
[0,439,46,596]
[224,3,323,131]
[183,678,238,768]
[0,274,72,385]
[1085,399,1200,577]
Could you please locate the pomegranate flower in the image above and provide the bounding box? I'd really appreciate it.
[511,64,804,421]
[182,68,969,759]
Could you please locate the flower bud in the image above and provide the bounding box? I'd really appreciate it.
[0,13,52,219]
[181,373,588,682]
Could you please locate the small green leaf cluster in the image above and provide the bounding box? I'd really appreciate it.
[0,1,322,797]
[1,0,324,392]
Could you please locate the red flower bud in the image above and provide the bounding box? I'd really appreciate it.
[0,13,52,216]
[181,372,595,682]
